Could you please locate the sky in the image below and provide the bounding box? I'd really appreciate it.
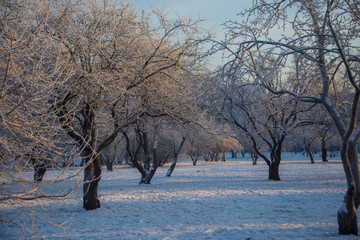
[134,0,253,39]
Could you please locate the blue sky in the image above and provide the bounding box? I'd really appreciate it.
[134,0,253,38]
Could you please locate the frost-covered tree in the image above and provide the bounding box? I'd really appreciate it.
[0,0,83,234]
[215,0,360,235]
[43,0,208,209]
[215,52,312,180]
[0,0,208,211]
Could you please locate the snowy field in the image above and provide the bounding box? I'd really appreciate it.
[1,153,360,240]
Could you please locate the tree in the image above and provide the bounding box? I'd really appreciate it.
[217,0,360,234]
[0,0,81,234]
[43,0,207,209]
[165,125,187,177]
[216,50,311,180]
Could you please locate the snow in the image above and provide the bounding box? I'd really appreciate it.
[1,153,359,239]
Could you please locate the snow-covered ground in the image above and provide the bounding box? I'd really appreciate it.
[1,153,359,239]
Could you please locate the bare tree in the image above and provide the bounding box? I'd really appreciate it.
[216,0,360,235]
[0,0,83,234]
[41,0,208,209]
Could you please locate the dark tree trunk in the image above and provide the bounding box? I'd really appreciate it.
[29,152,48,182]
[268,140,283,181]
[215,151,220,162]
[250,152,258,165]
[166,137,186,177]
[105,161,113,171]
[191,152,199,165]
[337,141,360,235]
[166,160,177,177]
[338,183,358,235]
[321,137,328,162]
[83,149,101,210]
[34,163,47,182]
[142,132,151,171]
[231,150,237,158]
[269,161,280,181]
[221,151,226,162]
[209,152,215,162]
[141,135,159,184]
[31,158,47,182]
[203,153,209,162]
[241,150,246,157]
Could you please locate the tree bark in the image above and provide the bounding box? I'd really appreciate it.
[83,149,101,210]
[142,135,159,184]
[337,139,360,235]
[268,140,283,181]
[321,137,328,162]
[142,132,151,171]
[269,161,280,181]
[338,183,358,235]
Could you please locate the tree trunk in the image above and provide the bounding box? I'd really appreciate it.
[142,132,151,171]
[305,143,315,164]
[241,150,246,157]
[231,150,237,158]
[221,151,226,162]
[348,142,360,208]
[166,137,186,177]
[166,159,177,177]
[321,137,328,162]
[251,153,258,165]
[338,183,358,235]
[203,153,209,162]
[215,151,220,162]
[269,161,280,181]
[141,135,159,184]
[105,161,113,171]
[209,152,215,161]
[34,162,47,182]
[269,142,282,181]
[29,153,47,182]
[83,150,101,210]
[337,140,360,235]
[31,157,47,182]
[191,153,198,165]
